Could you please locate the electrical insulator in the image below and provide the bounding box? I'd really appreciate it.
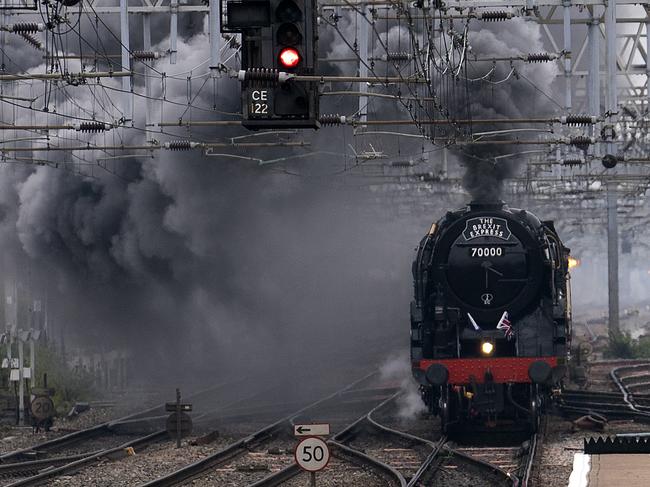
[19,33,42,50]
[76,122,109,132]
[8,22,44,33]
[131,51,159,60]
[562,158,584,166]
[318,114,346,126]
[383,52,412,62]
[478,11,512,21]
[164,140,197,151]
[525,53,553,63]
[237,68,282,85]
[570,136,592,150]
[561,114,597,126]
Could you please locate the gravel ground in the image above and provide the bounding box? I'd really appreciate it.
[582,362,624,392]
[49,434,237,487]
[185,436,297,486]
[354,443,423,478]
[281,458,392,487]
[0,426,57,455]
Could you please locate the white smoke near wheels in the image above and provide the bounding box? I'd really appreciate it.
[380,353,427,419]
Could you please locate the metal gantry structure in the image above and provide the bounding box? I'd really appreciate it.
[1,0,650,329]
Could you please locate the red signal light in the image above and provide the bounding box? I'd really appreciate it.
[279,47,300,68]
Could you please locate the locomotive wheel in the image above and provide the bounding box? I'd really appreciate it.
[440,400,449,433]
[529,385,541,433]
[439,386,450,434]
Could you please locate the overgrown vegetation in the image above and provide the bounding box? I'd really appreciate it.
[605,330,650,359]
[34,345,95,415]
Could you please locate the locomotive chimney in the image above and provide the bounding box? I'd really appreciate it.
[468,200,506,211]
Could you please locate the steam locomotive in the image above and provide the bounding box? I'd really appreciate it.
[410,201,571,432]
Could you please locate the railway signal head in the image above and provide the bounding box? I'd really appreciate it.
[279,47,301,68]
[273,0,305,70]
[259,0,318,128]
[223,0,319,128]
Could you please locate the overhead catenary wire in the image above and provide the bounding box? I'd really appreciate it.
[0,0,645,201]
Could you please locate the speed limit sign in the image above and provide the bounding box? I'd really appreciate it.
[295,437,330,472]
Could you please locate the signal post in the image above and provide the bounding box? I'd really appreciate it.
[222,0,320,129]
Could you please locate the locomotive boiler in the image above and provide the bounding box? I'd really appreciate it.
[410,200,571,432]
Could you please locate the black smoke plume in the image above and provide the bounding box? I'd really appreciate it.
[454,19,560,201]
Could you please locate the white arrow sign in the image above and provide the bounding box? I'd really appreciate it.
[295,437,330,472]
[294,423,330,437]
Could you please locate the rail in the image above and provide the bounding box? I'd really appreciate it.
[139,371,385,487]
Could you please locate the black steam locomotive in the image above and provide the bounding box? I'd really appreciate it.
[410,201,571,432]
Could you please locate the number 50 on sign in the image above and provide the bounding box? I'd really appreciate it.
[294,437,330,472]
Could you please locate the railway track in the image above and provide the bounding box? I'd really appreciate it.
[0,331,407,486]
[0,377,270,486]
[437,423,540,487]
[554,389,650,419]
[554,360,650,420]
[577,359,650,392]
[612,363,650,393]
[248,392,539,487]
[327,393,443,487]
[610,363,650,417]
[9,359,625,486]
[138,372,399,486]
[243,392,420,487]
[19,384,543,487]
[247,391,444,487]
[0,378,245,464]
[0,431,166,486]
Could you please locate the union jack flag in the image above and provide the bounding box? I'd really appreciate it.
[496,311,514,340]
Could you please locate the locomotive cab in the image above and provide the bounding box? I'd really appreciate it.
[410,200,571,433]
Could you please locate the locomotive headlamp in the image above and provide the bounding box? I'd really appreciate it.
[568,257,580,269]
[481,340,494,356]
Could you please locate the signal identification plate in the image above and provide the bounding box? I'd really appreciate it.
[248,89,273,118]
